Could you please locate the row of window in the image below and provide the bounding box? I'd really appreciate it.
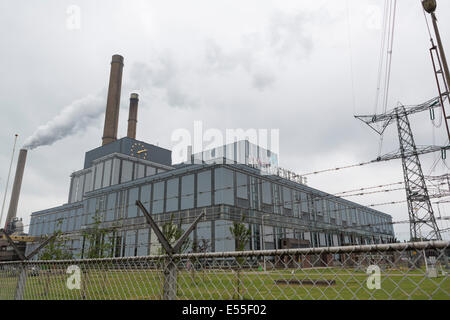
[197,140,278,167]
[28,220,393,259]
[69,157,167,203]
[32,168,394,236]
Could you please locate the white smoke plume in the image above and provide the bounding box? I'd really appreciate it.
[23,94,105,150]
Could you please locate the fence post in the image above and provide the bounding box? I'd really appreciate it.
[136,201,205,301]
[163,258,177,300]
[14,262,27,300]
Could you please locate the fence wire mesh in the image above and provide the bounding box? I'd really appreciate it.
[1,241,449,300]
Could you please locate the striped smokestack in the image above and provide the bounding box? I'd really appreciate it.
[5,149,27,229]
[127,93,139,139]
[102,54,124,146]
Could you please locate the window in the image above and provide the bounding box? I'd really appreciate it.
[85,198,96,225]
[127,188,139,218]
[283,187,292,209]
[48,214,56,234]
[94,162,104,190]
[77,175,85,202]
[111,159,121,185]
[181,175,194,210]
[140,185,151,214]
[261,181,272,204]
[293,191,301,217]
[273,184,281,214]
[102,160,112,188]
[236,172,248,199]
[74,209,81,230]
[70,176,79,203]
[146,166,156,176]
[197,170,211,207]
[329,202,336,218]
[215,220,234,252]
[106,193,116,221]
[116,191,126,220]
[60,212,68,232]
[41,216,49,235]
[65,212,73,232]
[152,182,165,214]
[137,164,146,179]
[124,230,137,257]
[137,229,149,256]
[84,171,93,194]
[121,160,133,183]
[315,199,323,216]
[196,221,211,243]
[29,219,35,236]
[166,178,179,212]
[214,168,234,205]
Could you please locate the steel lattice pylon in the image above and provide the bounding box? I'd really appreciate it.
[355,96,445,241]
[395,106,442,240]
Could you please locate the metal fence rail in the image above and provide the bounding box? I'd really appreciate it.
[0,241,449,300]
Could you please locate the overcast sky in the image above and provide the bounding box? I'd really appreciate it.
[1,0,450,241]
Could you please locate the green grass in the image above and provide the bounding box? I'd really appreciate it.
[1,267,449,300]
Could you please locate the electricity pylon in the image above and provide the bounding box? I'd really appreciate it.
[356,97,445,240]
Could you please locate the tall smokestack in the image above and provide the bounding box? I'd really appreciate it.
[5,149,27,229]
[102,54,124,146]
[127,93,139,139]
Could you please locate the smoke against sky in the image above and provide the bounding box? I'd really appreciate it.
[22,94,105,150]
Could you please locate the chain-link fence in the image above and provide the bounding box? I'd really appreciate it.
[1,241,449,300]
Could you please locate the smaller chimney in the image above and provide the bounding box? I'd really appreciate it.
[127,93,139,139]
[5,149,27,230]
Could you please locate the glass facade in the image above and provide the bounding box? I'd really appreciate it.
[214,168,234,205]
[166,178,179,212]
[181,175,194,210]
[197,170,211,207]
[30,162,395,259]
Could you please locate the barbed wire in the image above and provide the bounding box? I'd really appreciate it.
[36,216,450,253]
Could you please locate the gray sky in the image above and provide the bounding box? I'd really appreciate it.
[1,0,450,241]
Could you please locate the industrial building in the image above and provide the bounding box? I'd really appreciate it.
[25,55,395,259]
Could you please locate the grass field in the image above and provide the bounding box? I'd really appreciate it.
[1,267,449,300]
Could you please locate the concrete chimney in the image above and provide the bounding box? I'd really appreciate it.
[5,149,27,229]
[127,93,139,139]
[102,54,124,146]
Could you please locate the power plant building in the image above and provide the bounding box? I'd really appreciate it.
[25,55,395,259]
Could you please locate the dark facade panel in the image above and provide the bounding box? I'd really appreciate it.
[84,137,172,169]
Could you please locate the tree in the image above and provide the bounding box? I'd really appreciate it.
[230,218,251,252]
[81,213,116,259]
[38,220,73,261]
[38,220,73,297]
[80,212,117,299]
[229,215,251,300]
[159,214,191,255]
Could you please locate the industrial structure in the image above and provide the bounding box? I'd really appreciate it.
[0,148,38,261]
[22,55,395,259]
[355,0,450,242]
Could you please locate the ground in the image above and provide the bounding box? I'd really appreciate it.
[0,266,449,300]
